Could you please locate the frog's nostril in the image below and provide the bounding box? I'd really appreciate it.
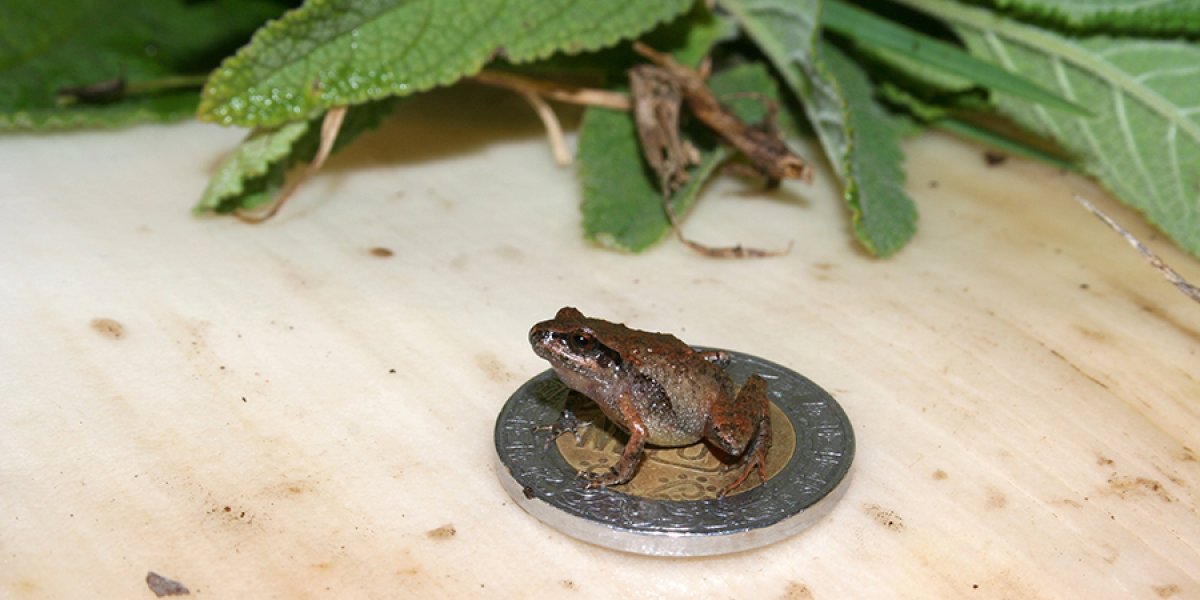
[529,327,546,345]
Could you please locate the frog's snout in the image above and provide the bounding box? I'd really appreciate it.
[529,325,558,362]
[529,325,549,348]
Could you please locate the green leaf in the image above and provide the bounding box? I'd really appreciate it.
[718,0,820,102]
[644,2,740,70]
[196,120,311,213]
[722,0,917,256]
[579,63,785,252]
[822,0,1088,117]
[579,106,731,253]
[819,43,917,257]
[195,98,399,213]
[900,0,1200,256]
[0,0,287,130]
[198,0,693,128]
[845,39,977,97]
[969,0,1200,35]
[480,6,735,96]
[877,79,988,122]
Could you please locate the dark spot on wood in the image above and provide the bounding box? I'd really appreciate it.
[474,353,511,383]
[1153,584,1181,598]
[984,150,1007,166]
[932,469,948,480]
[1097,455,1114,466]
[863,503,905,532]
[1079,283,1090,290]
[986,488,1008,509]
[782,581,814,599]
[1075,326,1111,342]
[91,318,125,339]
[494,244,525,262]
[1048,348,1109,390]
[1108,475,1173,502]
[1135,300,1200,345]
[928,180,939,189]
[223,506,231,512]
[369,247,394,258]
[146,571,189,597]
[426,524,456,539]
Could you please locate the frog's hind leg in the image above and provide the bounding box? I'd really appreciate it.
[721,412,771,495]
[706,374,772,495]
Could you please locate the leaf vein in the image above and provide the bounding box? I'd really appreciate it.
[1111,85,1161,203]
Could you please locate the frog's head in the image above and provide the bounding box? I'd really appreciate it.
[529,307,623,387]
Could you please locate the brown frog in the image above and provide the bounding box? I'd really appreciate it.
[529,307,771,494]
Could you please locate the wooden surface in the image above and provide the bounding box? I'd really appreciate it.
[2,88,1198,599]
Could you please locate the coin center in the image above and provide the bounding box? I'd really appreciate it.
[555,399,796,501]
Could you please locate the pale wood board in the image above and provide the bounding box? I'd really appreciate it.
[1,88,1197,599]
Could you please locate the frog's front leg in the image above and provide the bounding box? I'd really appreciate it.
[580,393,647,488]
[706,374,772,495]
[532,392,591,449]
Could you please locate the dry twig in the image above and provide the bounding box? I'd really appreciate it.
[471,70,631,110]
[235,106,348,224]
[628,64,699,191]
[470,70,635,167]
[1073,194,1200,304]
[628,43,803,258]
[632,42,813,185]
[515,88,572,165]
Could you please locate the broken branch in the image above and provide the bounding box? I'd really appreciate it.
[1073,194,1200,304]
[632,42,813,185]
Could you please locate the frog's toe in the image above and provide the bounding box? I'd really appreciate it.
[720,453,769,496]
[578,467,623,488]
[532,411,592,450]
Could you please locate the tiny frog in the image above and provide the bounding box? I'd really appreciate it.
[529,307,771,494]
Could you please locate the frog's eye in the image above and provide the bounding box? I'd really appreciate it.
[568,332,593,351]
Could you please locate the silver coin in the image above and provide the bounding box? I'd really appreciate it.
[494,348,855,557]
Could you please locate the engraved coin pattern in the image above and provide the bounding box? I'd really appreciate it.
[495,349,855,545]
[555,399,794,500]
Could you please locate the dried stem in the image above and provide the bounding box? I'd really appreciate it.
[631,42,813,184]
[470,70,634,168]
[1073,195,1200,304]
[515,88,572,165]
[236,106,348,224]
[661,193,792,258]
[471,70,631,110]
